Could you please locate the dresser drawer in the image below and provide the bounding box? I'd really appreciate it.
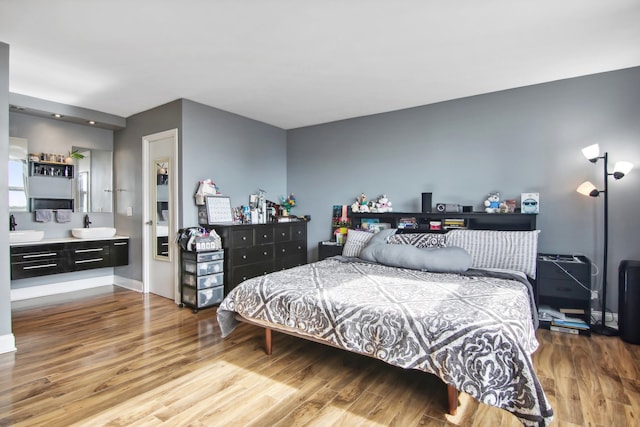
[232,261,273,285]
[274,225,292,242]
[182,285,224,308]
[538,278,591,300]
[274,240,306,258]
[254,228,274,245]
[182,272,224,289]
[231,229,254,248]
[232,245,273,265]
[183,259,223,276]
[183,250,224,263]
[538,260,589,282]
[274,254,307,271]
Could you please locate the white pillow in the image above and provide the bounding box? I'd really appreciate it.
[446,229,540,278]
[341,229,375,257]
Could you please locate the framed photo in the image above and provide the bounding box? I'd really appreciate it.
[521,193,539,214]
[204,196,233,224]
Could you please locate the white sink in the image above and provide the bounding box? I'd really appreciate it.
[10,230,45,243]
[72,227,117,239]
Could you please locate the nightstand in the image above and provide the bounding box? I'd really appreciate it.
[318,241,343,260]
[537,253,592,332]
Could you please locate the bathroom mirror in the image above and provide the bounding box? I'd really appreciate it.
[8,137,29,212]
[73,147,113,213]
[153,159,170,260]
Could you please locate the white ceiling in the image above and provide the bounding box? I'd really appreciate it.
[1,0,639,130]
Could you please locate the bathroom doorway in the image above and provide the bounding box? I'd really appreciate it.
[142,129,179,302]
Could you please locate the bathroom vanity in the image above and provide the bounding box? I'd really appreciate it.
[10,236,129,279]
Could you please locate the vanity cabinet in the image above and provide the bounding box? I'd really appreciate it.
[208,222,307,295]
[10,238,130,279]
[111,239,129,266]
[10,243,67,279]
[70,240,111,271]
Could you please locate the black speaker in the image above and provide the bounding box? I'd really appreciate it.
[619,260,640,344]
[421,193,432,213]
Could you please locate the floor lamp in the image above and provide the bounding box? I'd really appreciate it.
[577,144,633,336]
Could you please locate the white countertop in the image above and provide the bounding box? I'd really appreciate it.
[10,235,130,247]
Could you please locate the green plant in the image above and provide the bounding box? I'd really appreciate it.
[68,149,85,160]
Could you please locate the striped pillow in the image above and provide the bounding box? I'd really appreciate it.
[446,229,540,278]
[342,229,375,257]
[388,233,447,248]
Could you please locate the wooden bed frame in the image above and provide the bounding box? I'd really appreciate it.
[235,314,459,415]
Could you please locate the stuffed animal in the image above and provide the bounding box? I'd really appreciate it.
[351,193,370,213]
[484,192,501,213]
[373,194,393,213]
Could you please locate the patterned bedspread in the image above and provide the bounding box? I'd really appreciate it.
[217,258,553,426]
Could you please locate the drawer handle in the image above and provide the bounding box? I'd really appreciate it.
[281,232,286,236]
[282,249,286,253]
[242,236,247,240]
[113,242,127,246]
[242,255,247,259]
[297,246,302,250]
[23,253,57,259]
[263,251,268,256]
[24,263,57,270]
[75,248,104,253]
[75,258,104,264]
[263,234,268,238]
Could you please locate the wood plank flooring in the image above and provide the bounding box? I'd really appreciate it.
[2,286,640,426]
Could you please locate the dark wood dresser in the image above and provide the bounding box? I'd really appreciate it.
[208,222,307,295]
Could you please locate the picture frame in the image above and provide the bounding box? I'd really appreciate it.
[203,195,233,224]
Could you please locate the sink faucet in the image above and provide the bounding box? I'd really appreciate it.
[9,214,17,231]
[84,215,92,228]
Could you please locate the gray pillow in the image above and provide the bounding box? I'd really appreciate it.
[360,242,471,273]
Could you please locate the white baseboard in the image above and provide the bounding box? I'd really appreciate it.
[0,333,17,354]
[11,275,116,301]
[10,275,144,302]
[114,276,143,293]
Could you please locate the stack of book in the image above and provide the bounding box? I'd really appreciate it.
[550,317,590,335]
[443,218,467,229]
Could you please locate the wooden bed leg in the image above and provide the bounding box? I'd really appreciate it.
[447,384,458,415]
[264,328,272,355]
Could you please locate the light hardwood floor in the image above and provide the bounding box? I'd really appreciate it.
[2,286,640,426]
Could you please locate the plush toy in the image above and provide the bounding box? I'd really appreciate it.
[373,194,393,213]
[351,193,370,213]
[484,192,501,213]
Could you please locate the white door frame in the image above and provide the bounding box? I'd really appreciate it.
[142,128,179,302]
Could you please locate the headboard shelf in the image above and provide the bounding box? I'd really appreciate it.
[350,212,537,232]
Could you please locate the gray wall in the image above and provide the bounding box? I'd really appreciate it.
[113,100,182,281]
[1,42,11,341]
[9,112,115,237]
[113,99,287,282]
[288,67,640,312]
[181,99,287,225]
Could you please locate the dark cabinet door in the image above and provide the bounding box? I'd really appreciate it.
[111,239,129,266]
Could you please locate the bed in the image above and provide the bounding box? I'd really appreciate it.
[217,228,554,426]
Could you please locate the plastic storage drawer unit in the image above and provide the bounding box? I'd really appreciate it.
[180,249,224,313]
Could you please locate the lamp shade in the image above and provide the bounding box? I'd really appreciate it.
[613,161,634,179]
[577,181,599,197]
[582,144,600,161]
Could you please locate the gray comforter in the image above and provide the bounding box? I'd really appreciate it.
[217,257,553,426]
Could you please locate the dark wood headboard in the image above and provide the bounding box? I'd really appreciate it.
[349,211,537,233]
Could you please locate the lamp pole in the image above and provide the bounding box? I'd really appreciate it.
[592,152,618,336]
